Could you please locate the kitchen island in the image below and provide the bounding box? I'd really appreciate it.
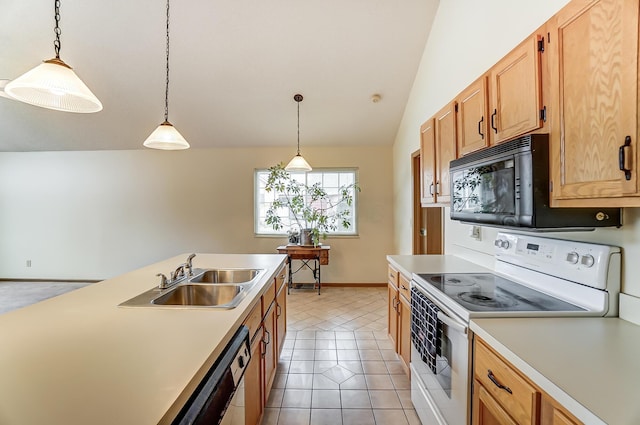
[0,253,286,425]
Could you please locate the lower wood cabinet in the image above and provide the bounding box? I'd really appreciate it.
[473,336,582,425]
[387,264,411,376]
[243,264,287,425]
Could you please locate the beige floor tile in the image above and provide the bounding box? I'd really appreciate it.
[314,349,337,361]
[354,331,375,340]
[280,349,293,361]
[294,339,316,349]
[335,340,358,349]
[313,360,338,374]
[362,361,388,374]
[315,331,335,339]
[312,374,340,390]
[337,360,364,374]
[355,339,379,350]
[292,350,315,361]
[340,390,371,408]
[391,373,411,390]
[261,407,280,425]
[266,388,285,407]
[376,338,394,350]
[373,330,389,340]
[286,373,314,389]
[277,408,311,425]
[380,349,399,361]
[373,409,409,425]
[405,408,421,425]
[289,360,315,374]
[335,331,355,340]
[282,340,294,349]
[281,389,312,408]
[314,339,337,350]
[311,389,341,408]
[310,408,343,425]
[273,373,288,389]
[339,374,368,390]
[277,359,291,373]
[322,364,355,384]
[342,409,375,425]
[369,390,402,409]
[397,390,414,409]
[359,349,383,361]
[385,360,405,375]
[336,349,360,361]
[364,374,395,390]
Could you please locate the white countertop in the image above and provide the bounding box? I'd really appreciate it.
[386,254,492,278]
[0,253,286,425]
[471,317,640,425]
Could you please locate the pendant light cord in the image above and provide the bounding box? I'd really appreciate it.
[164,0,171,122]
[53,0,61,59]
[297,100,301,155]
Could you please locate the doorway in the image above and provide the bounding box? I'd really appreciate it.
[411,150,443,255]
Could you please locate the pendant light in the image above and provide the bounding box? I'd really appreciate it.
[5,0,102,113]
[285,94,312,172]
[143,0,189,150]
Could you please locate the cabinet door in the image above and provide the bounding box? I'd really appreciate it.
[387,282,399,350]
[549,0,640,204]
[473,382,519,425]
[489,34,543,144]
[420,118,437,205]
[458,76,490,155]
[276,284,287,357]
[397,294,411,376]
[435,102,457,204]
[245,334,263,425]
[262,303,277,405]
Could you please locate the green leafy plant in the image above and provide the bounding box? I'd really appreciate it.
[264,163,360,246]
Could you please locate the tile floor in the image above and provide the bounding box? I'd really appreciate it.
[261,286,419,425]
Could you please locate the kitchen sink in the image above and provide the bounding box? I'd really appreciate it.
[152,284,243,307]
[118,268,264,309]
[190,268,262,284]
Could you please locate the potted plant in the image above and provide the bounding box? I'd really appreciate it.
[263,163,360,246]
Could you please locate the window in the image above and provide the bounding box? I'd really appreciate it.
[255,168,358,236]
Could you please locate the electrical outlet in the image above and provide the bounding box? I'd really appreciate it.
[468,226,481,241]
[26,260,32,267]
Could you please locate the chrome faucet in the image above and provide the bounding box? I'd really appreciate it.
[171,263,188,282]
[185,253,196,277]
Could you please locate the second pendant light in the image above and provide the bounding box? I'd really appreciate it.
[143,0,189,150]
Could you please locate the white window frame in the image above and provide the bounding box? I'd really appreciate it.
[254,168,359,237]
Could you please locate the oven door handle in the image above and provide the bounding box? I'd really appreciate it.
[436,311,467,335]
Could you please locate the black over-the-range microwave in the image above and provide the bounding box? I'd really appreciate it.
[449,134,622,230]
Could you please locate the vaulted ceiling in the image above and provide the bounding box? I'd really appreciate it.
[0,0,438,151]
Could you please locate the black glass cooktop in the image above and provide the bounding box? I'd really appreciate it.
[416,273,585,312]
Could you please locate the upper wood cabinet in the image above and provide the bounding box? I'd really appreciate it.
[489,33,546,144]
[549,0,640,206]
[457,76,490,156]
[421,102,457,205]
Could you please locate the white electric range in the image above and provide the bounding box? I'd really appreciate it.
[409,232,621,425]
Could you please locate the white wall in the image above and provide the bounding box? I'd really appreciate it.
[392,0,640,298]
[0,146,393,283]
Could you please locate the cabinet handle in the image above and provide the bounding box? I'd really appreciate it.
[392,296,398,312]
[487,370,512,394]
[401,285,408,290]
[491,109,498,133]
[264,329,271,345]
[619,136,632,181]
[276,304,282,317]
[478,116,484,139]
[261,340,267,358]
[429,182,434,196]
[435,181,440,195]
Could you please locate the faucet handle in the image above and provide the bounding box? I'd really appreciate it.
[171,263,187,282]
[156,273,169,289]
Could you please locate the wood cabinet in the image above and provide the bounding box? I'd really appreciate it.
[489,33,545,144]
[549,0,640,206]
[387,264,411,376]
[243,264,287,425]
[473,336,583,425]
[421,101,457,205]
[457,76,490,156]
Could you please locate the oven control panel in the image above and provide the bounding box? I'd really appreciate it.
[494,232,620,290]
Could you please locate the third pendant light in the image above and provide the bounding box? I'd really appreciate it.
[285,94,312,172]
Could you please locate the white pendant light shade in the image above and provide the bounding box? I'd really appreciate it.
[143,121,190,150]
[5,58,102,114]
[285,154,312,172]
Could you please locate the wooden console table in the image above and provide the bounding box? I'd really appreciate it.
[276,245,330,295]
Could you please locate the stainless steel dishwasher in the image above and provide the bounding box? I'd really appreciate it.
[172,325,250,425]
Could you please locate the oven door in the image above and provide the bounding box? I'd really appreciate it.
[410,283,470,425]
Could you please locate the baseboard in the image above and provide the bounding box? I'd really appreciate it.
[321,283,386,288]
[0,278,101,283]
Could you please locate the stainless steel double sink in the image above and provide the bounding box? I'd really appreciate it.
[119,268,264,309]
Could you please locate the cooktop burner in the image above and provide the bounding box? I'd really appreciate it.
[416,273,585,312]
